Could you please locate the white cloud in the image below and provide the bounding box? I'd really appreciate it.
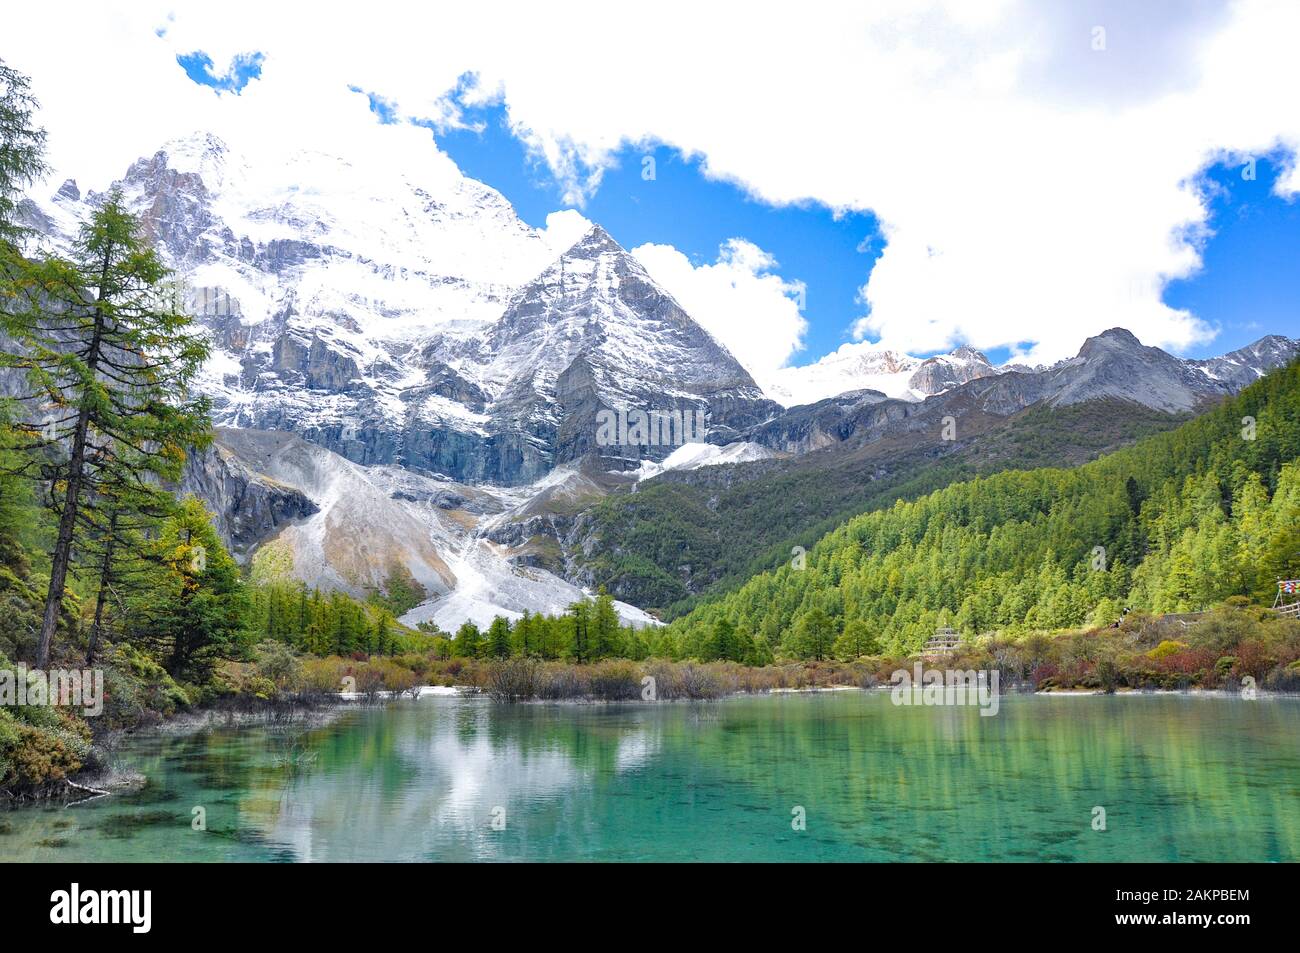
[4,0,1300,364]
[536,209,593,258]
[633,239,807,385]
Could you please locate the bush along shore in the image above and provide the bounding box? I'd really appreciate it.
[471,599,1300,702]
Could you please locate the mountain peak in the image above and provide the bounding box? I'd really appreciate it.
[562,223,623,259]
[1082,327,1143,351]
[948,345,992,365]
[908,344,997,396]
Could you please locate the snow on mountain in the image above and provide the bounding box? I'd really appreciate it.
[22,131,1300,630]
[632,440,776,480]
[27,134,776,486]
[199,428,657,630]
[765,342,922,405]
[26,133,586,477]
[766,341,997,406]
[763,330,1298,411]
[931,328,1300,416]
[906,345,998,396]
[1192,334,1300,389]
[1033,327,1284,413]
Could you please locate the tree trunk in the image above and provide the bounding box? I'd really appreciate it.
[35,245,110,668]
[86,510,118,666]
[35,456,82,668]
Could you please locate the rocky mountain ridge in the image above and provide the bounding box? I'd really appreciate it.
[18,131,1299,628]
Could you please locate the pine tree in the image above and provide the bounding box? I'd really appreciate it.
[710,616,738,661]
[792,607,834,661]
[832,619,879,660]
[592,588,621,659]
[486,615,512,658]
[5,194,210,666]
[568,598,593,663]
[128,498,249,679]
[0,59,46,246]
[454,620,482,658]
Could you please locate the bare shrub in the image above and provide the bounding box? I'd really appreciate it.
[487,658,541,702]
[587,660,642,700]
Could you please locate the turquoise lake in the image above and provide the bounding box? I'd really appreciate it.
[2,691,1298,862]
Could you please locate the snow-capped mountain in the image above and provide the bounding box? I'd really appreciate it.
[19,131,1300,629]
[26,133,773,486]
[973,328,1300,415]
[1193,335,1300,390]
[764,330,1297,412]
[397,224,776,481]
[908,345,999,396]
[766,341,998,406]
[748,327,1300,456]
[766,342,921,405]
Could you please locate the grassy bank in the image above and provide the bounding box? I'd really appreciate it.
[338,598,1300,702]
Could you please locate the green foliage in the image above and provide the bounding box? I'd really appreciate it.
[3,183,212,667]
[667,361,1300,655]
[453,620,482,658]
[790,607,835,661]
[0,650,92,789]
[0,58,47,244]
[485,615,512,659]
[833,619,880,660]
[1148,640,1189,660]
[127,498,250,680]
[577,399,1187,617]
[368,566,425,617]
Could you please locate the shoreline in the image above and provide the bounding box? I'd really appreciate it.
[3,697,359,807]
[4,682,1289,809]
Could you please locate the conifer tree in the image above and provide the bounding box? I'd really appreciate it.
[128,498,249,679]
[792,607,834,661]
[0,59,45,247]
[832,619,879,660]
[454,620,482,658]
[592,588,621,659]
[568,597,593,663]
[486,615,512,658]
[5,193,210,666]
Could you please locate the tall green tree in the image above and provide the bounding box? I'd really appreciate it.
[591,588,622,659]
[6,194,210,666]
[833,619,880,660]
[453,620,482,658]
[128,497,249,680]
[791,607,834,661]
[709,616,739,661]
[485,615,512,658]
[568,597,593,664]
[0,59,46,245]
[0,61,50,663]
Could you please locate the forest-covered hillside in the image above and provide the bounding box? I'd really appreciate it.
[664,360,1300,657]
[575,398,1188,617]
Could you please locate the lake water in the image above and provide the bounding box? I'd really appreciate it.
[2,692,1298,862]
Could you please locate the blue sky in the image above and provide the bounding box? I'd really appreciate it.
[1166,154,1300,356]
[181,62,1296,368]
[440,103,1297,364]
[433,105,883,365]
[410,95,1300,366]
[175,50,264,94]
[19,3,1300,374]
